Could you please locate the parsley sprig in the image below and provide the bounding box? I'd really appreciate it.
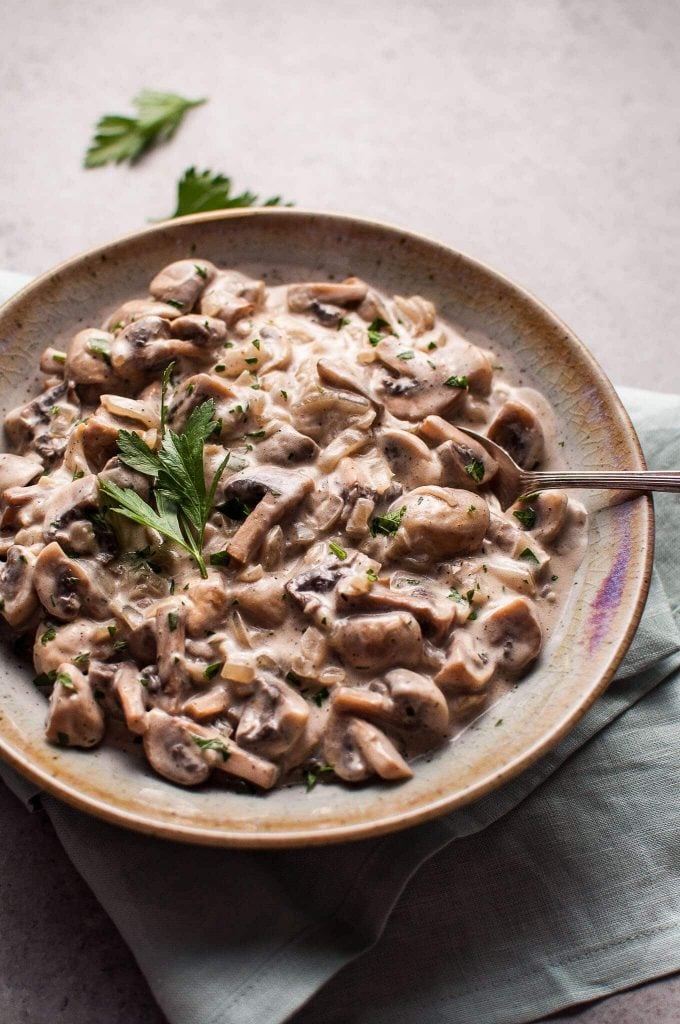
[169,167,291,218]
[84,91,206,168]
[99,366,229,578]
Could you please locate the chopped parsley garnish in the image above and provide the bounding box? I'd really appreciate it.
[519,548,540,564]
[221,497,251,521]
[166,299,184,309]
[57,672,75,691]
[397,350,414,360]
[73,652,90,666]
[367,317,392,346]
[194,264,208,279]
[370,505,407,537]
[50,405,61,417]
[53,352,67,364]
[244,430,266,439]
[251,338,260,350]
[72,469,85,480]
[427,341,437,351]
[33,670,57,689]
[443,375,469,389]
[244,356,258,365]
[366,567,379,582]
[465,459,485,483]
[551,574,559,582]
[214,363,226,372]
[280,390,288,401]
[305,764,334,791]
[113,639,128,653]
[84,91,206,167]
[210,550,230,566]
[40,626,57,646]
[167,611,179,632]
[313,688,330,707]
[191,734,230,761]
[329,541,347,560]
[448,588,464,603]
[86,338,112,364]
[468,610,478,621]
[513,506,537,529]
[204,661,222,680]
[107,625,117,638]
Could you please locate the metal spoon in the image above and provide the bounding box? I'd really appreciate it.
[458,427,680,511]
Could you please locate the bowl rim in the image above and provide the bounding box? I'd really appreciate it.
[0,207,654,847]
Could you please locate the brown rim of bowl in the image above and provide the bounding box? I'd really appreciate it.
[0,208,654,847]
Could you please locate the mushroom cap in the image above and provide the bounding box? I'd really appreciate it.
[487,399,545,470]
[395,486,490,560]
[143,708,211,786]
[330,610,423,672]
[482,596,542,675]
[45,662,105,748]
[149,259,216,309]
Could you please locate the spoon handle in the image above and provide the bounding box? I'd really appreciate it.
[522,471,680,494]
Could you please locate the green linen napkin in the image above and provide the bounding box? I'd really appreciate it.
[1,271,679,1024]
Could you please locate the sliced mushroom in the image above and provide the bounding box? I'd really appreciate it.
[316,358,383,417]
[65,329,117,388]
[33,543,108,621]
[39,347,68,375]
[0,453,43,493]
[482,597,542,675]
[287,278,368,326]
[334,668,449,732]
[200,270,265,326]
[156,603,186,698]
[322,712,412,782]
[419,416,498,489]
[104,298,183,332]
[487,399,544,470]
[32,617,113,677]
[393,294,436,336]
[98,456,152,500]
[374,335,492,421]
[143,708,211,786]
[167,372,236,432]
[334,575,456,638]
[223,466,314,563]
[42,475,110,557]
[255,423,319,465]
[0,545,38,627]
[5,380,80,463]
[169,314,227,346]
[110,316,210,384]
[337,451,397,507]
[183,686,230,720]
[292,388,375,444]
[45,662,105,748]
[380,429,441,490]
[508,490,569,545]
[330,611,423,671]
[114,662,148,735]
[183,578,230,636]
[434,632,495,692]
[235,673,310,757]
[225,575,288,627]
[392,487,490,560]
[149,259,216,309]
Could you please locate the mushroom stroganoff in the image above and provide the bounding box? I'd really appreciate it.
[0,260,587,792]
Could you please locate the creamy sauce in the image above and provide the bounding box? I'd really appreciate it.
[0,261,587,791]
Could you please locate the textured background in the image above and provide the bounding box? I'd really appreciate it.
[1,0,679,1021]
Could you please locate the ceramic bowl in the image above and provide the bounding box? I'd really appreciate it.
[0,210,652,846]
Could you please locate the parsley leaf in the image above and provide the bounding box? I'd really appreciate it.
[464,458,485,483]
[367,317,392,346]
[191,734,230,761]
[84,91,206,167]
[443,375,469,389]
[513,506,537,529]
[329,541,347,560]
[100,396,229,578]
[370,505,407,537]
[169,167,292,218]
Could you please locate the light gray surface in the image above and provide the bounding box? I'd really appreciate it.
[1,1,679,1022]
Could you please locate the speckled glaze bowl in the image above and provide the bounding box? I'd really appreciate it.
[0,210,652,847]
